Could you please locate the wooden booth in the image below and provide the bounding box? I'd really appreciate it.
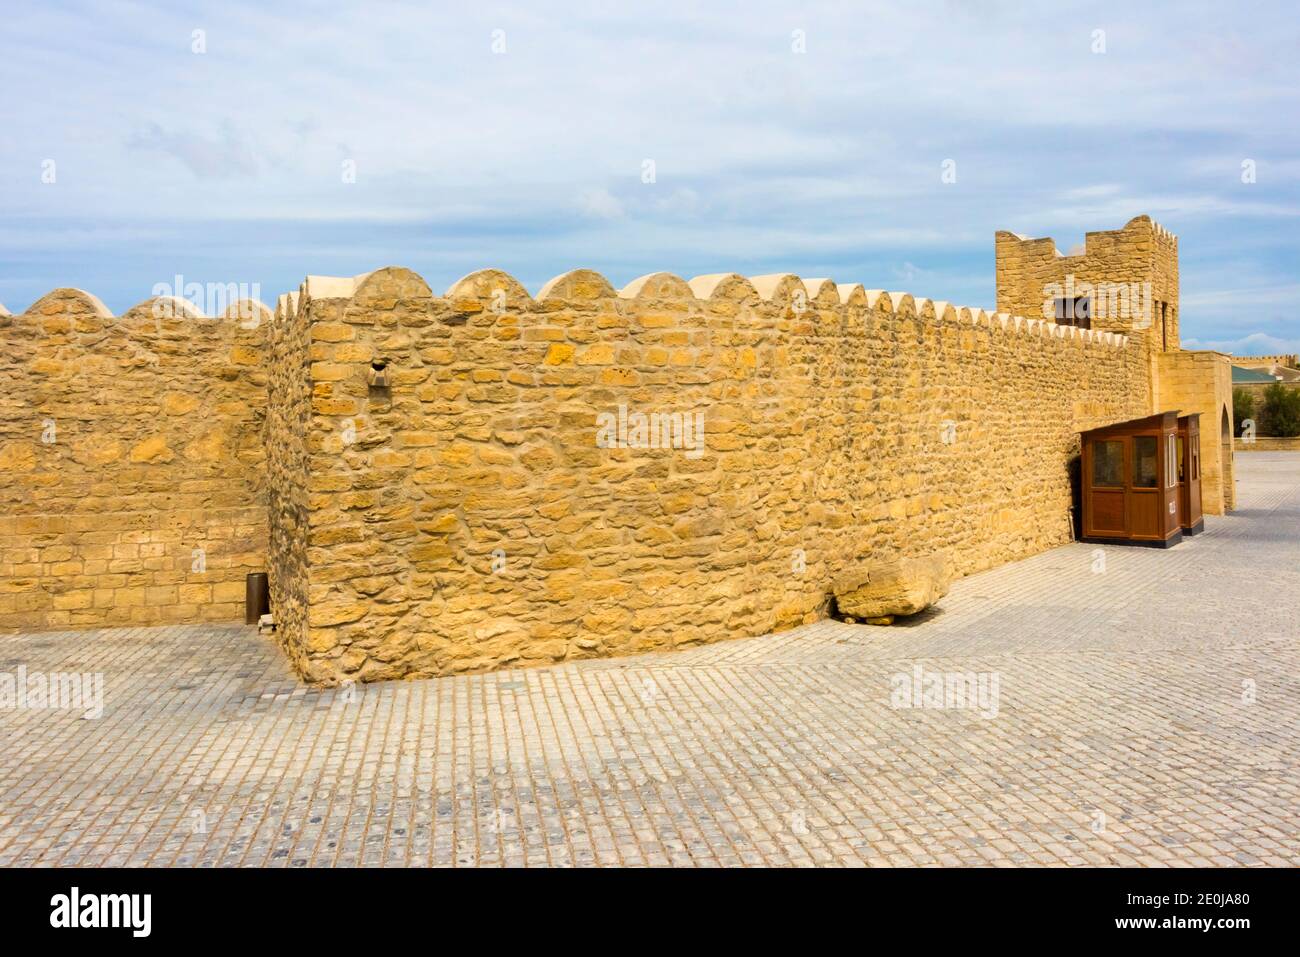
[1080,411,1202,547]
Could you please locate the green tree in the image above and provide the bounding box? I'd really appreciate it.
[1232,387,1256,437]
[1261,383,1300,437]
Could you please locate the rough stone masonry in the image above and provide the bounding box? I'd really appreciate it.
[0,217,1236,683]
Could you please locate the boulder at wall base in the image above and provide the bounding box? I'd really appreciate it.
[833,553,954,620]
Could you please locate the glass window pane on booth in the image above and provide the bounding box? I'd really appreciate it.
[1093,440,1124,487]
[1134,435,1158,488]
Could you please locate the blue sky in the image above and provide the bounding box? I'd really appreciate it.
[2,0,1297,353]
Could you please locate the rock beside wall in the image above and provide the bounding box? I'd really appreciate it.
[267,266,1153,683]
[834,553,954,620]
[0,291,270,630]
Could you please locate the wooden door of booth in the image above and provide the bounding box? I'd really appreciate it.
[1177,414,1204,534]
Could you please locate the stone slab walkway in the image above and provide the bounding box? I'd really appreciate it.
[1,454,1297,866]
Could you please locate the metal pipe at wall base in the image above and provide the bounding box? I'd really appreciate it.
[245,572,269,625]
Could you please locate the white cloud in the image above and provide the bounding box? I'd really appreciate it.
[894,262,925,283]
[653,187,702,217]
[1183,332,1300,356]
[127,121,261,179]
[0,0,1296,326]
[578,187,625,220]
[1181,284,1300,309]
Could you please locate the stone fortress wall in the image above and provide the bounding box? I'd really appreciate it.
[1,216,1234,684]
[265,267,1151,683]
[0,291,269,630]
[1232,354,1298,370]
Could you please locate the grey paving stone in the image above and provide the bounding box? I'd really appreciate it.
[0,453,1297,867]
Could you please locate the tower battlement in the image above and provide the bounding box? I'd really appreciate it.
[996,215,1180,351]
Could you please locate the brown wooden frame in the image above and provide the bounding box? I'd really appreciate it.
[1177,413,1204,534]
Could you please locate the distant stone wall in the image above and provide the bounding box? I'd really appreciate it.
[1235,436,1300,451]
[0,290,270,630]
[268,266,1152,683]
[1232,354,1298,370]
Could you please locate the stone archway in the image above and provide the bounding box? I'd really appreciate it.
[1220,405,1235,511]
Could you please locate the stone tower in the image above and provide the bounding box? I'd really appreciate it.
[995,215,1180,351]
[996,214,1234,514]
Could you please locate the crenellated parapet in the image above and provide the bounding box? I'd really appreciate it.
[1232,354,1298,371]
[278,265,1133,352]
[996,215,1177,261]
[7,287,273,323]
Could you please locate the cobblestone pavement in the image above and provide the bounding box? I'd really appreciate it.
[2,454,1297,867]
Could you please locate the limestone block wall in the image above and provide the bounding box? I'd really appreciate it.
[996,216,1179,349]
[1232,354,1298,371]
[266,266,1152,683]
[1155,349,1236,513]
[1236,436,1300,451]
[0,290,271,630]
